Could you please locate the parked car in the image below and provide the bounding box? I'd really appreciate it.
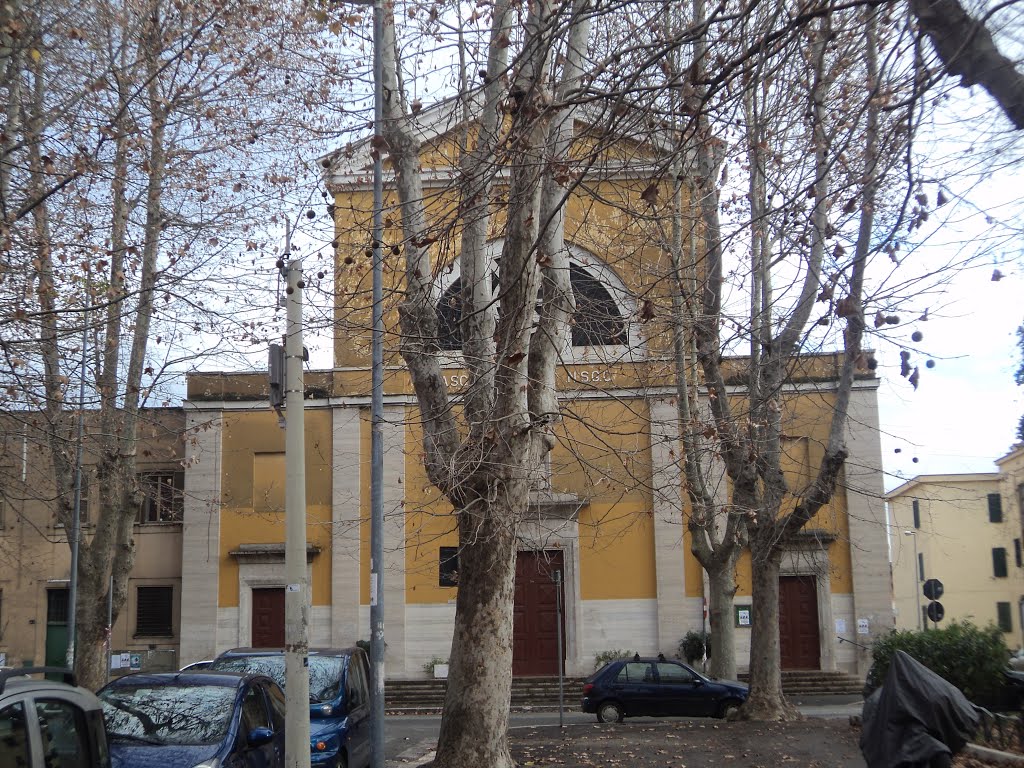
[0,666,111,768]
[581,656,748,722]
[209,647,371,768]
[98,670,285,768]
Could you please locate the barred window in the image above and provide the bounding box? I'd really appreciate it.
[47,588,68,624]
[136,586,173,637]
[138,472,184,524]
[439,547,459,587]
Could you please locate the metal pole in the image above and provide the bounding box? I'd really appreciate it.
[554,570,564,729]
[369,0,386,762]
[905,530,921,632]
[106,575,113,683]
[67,271,90,671]
[283,229,311,768]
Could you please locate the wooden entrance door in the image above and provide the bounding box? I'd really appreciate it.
[251,588,285,647]
[778,575,820,669]
[513,551,565,676]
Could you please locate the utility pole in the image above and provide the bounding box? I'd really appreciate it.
[282,227,311,768]
[67,270,90,671]
[369,0,386,762]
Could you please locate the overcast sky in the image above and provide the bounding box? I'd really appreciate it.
[878,265,1020,491]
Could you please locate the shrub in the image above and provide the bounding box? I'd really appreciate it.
[594,649,634,670]
[679,631,709,664]
[865,620,1010,703]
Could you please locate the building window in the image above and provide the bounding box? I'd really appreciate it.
[912,499,920,529]
[917,553,925,582]
[997,602,1013,632]
[993,547,1008,578]
[439,547,459,587]
[1016,539,1022,568]
[989,493,1003,523]
[47,588,68,624]
[436,264,626,351]
[137,472,184,523]
[135,586,174,637]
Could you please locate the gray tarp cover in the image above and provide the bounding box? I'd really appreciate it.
[860,650,979,768]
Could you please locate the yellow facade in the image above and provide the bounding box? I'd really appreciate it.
[889,470,1024,642]
[178,103,891,677]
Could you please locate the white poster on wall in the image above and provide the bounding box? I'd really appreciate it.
[835,618,847,634]
[857,618,870,635]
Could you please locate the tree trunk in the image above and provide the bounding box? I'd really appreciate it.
[705,557,738,681]
[741,537,799,721]
[433,503,518,768]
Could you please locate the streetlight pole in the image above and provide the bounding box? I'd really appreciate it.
[904,530,921,631]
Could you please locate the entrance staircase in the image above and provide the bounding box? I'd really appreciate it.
[383,670,863,713]
[737,670,865,697]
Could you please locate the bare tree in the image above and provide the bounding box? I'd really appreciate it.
[1,0,351,689]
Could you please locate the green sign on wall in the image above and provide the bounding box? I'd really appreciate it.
[734,604,752,628]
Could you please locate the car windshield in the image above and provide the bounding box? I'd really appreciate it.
[211,655,344,704]
[99,683,236,745]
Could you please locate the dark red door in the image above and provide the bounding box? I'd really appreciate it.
[778,576,820,669]
[513,551,565,676]
[252,588,285,648]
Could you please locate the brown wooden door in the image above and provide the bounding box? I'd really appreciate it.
[252,588,285,648]
[778,575,820,669]
[513,551,565,676]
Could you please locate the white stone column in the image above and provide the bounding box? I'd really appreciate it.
[845,381,894,674]
[381,406,408,675]
[649,397,689,656]
[180,408,223,664]
[331,405,362,646]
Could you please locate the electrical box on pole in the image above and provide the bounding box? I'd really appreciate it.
[269,343,286,411]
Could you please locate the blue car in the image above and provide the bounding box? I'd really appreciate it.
[98,671,285,768]
[209,648,370,768]
[581,656,748,722]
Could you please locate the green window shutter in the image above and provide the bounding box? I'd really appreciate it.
[997,602,1013,632]
[993,547,1008,578]
[989,493,1003,523]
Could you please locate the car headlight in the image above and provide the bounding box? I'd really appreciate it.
[317,703,334,716]
[192,759,221,768]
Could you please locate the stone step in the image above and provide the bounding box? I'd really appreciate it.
[381,670,864,712]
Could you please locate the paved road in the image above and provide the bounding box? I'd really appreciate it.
[384,696,865,766]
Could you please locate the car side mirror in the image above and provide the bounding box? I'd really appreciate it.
[248,727,274,746]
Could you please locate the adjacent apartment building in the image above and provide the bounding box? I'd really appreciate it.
[888,443,1024,646]
[0,410,186,670]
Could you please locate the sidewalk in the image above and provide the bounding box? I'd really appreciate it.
[386,716,867,768]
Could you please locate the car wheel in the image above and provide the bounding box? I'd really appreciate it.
[596,700,624,723]
[716,698,743,720]
[334,753,348,768]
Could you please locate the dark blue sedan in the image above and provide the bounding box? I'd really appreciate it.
[581,656,748,722]
[98,671,285,768]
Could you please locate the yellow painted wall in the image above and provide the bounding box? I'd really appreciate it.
[397,398,657,603]
[218,409,334,607]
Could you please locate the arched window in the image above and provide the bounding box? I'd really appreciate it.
[435,263,625,350]
[569,263,625,346]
